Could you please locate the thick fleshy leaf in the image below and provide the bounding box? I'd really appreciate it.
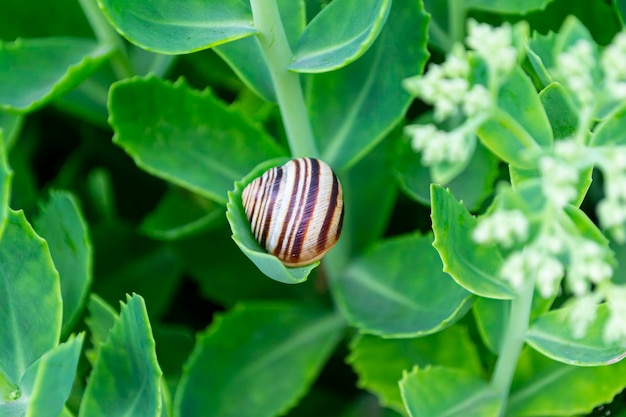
[140,187,225,240]
[395,139,499,211]
[309,0,429,170]
[526,304,626,366]
[84,295,117,365]
[109,76,287,205]
[97,0,256,54]
[478,67,553,169]
[13,334,84,417]
[0,112,23,150]
[0,133,11,239]
[400,366,500,417]
[289,0,391,72]
[213,0,305,102]
[332,234,472,337]
[174,302,345,417]
[0,37,112,113]
[467,0,555,13]
[337,135,398,260]
[0,210,61,386]
[226,158,319,284]
[79,295,162,417]
[539,82,578,140]
[430,185,515,299]
[591,104,626,147]
[33,191,92,335]
[348,325,483,413]
[507,347,626,416]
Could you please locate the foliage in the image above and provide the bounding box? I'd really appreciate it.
[1,0,626,416]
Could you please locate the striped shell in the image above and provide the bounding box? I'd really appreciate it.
[242,158,344,267]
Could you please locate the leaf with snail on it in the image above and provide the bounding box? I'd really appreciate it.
[226,158,319,284]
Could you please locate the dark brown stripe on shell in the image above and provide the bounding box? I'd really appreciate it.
[289,158,320,263]
[274,158,302,257]
[259,166,282,248]
[317,171,341,253]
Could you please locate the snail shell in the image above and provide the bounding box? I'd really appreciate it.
[242,157,344,267]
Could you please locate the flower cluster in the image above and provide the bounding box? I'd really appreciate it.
[556,39,596,106]
[601,32,626,100]
[403,20,517,171]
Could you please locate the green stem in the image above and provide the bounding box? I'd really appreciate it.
[249,0,319,158]
[491,275,535,416]
[77,0,134,79]
[448,0,466,45]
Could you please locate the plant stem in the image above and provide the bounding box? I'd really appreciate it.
[448,0,466,45]
[77,0,134,79]
[492,108,543,152]
[490,274,535,416]
[249,0,319,158]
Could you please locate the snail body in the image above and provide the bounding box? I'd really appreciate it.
[242,158,344,267]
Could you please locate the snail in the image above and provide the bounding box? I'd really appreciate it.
[242,157,344,267]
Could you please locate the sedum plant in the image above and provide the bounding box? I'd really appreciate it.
[2,1,626,417]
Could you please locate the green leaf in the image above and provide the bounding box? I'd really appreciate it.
[0,209,61,385]
[400,366,500,417]
[140,187,225,240]
[526,304,626,366]
[332,234,472,337]
[591,103,626,147]
[395,139,499,211]
[467,0,555,13]
[430,185,515,299]
[226,158,319,284]
[348,325,484,413]
[338,135,398,260]
[33,191,92,335]
[109,76,287,205]
[539,82,578,140]
[79,294,162,417]
[309,0,430,170]
[84,295,117,365]
[174,302,345,417]
[0,111,23,150]
[15,334,84,417]
[507,346,626,416]
[478,67,553,169]
[0,132,12,239]
[0,37,112,113]
[289,0,391,73]
[97,0,256,54]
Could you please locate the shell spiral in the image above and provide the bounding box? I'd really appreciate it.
[241,158,344,267]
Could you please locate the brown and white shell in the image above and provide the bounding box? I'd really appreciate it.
[241,158,344,267]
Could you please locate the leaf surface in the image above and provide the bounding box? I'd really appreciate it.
[0,210,61,385]
[332,234,472,337]
[97,0,256,54]
[109,76,286,205]
[348,325,483,413]
[34,191,92,335]
[289,0,391,72]
[0,37,112,113]
[174,302,345,417]
[79,295,162,417]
